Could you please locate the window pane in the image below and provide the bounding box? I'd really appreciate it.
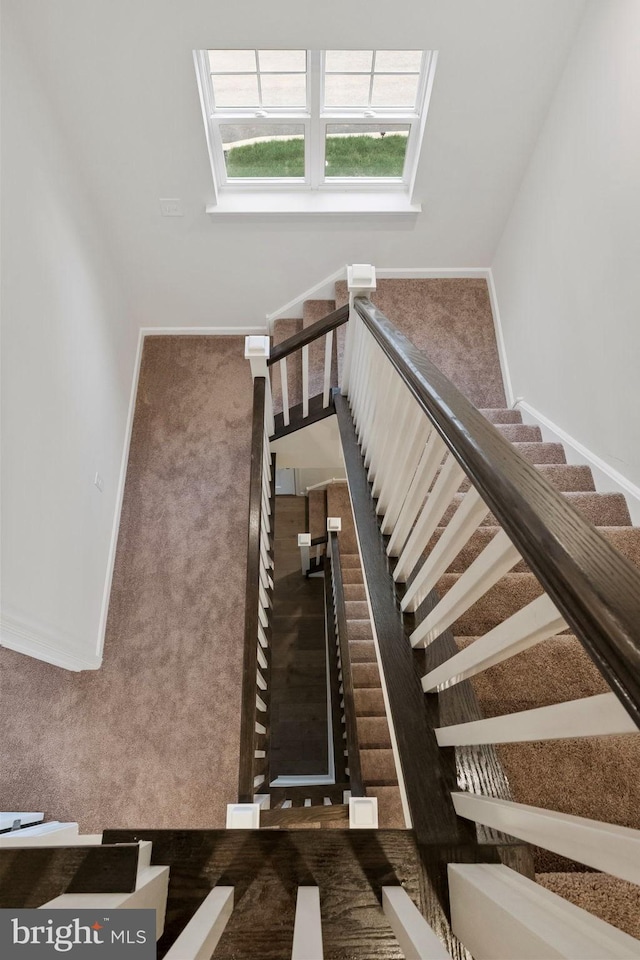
[324,74,371,107]
[325,50,373,72]
[374,50,423,72]
[371,74,419,108]
[208,50,256,73]
[261,74,307,107]
[212,75,260,107]
[324,124,409,178]
[220,124,305,178]
[258,50,306,72]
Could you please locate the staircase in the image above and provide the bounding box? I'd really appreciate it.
[5,267,640,959]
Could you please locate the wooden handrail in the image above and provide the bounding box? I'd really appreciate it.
[238,377,266,802]
[310,535,328,547]
[268,304,350,366]
[352,296,640,727]
[329,531,364,796]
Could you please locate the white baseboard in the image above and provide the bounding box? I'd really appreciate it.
[140,326,267,336]
[1,607,101,671]
[266,267,347,330]
[517,401,640,525]
[485,267,515,408]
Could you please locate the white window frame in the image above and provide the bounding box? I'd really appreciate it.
[194,49,436,203]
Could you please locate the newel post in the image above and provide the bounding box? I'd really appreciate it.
[245,336,275,437]
[342,264,376,393]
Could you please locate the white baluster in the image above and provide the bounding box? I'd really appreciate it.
[422,593,566,691]
[382,887,452,960]
[280,358,290,427]
[452,792,640,884]
[292,887,323,960]
[449,864,640,960]
[323,330,334,408]
[302,344,309,418]
[436,692,637,746]
[386,430,444,558]
[402,487,490,613]
[393,452,464,579]
[164,887,234,960]
[380,412,432,534]
[377,398,424,517]
[410,529,521,647]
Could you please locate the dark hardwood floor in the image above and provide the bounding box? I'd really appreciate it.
[269,496,330,780]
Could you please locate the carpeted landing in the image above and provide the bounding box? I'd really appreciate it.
[430,405,640,939]
[0,337,254,832]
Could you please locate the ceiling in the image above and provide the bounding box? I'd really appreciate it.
[6,0,586,329]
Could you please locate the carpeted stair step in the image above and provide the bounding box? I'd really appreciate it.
[535,873,640,940]
[347,620,374,643]
[481,408,523,424]
[272,318,302,413]
[341,552,362,569]
[495,423,542,442]
[344,583,367,601]
[346,600,369,619]
[348,640,377,663]
[366,786,405,828]
[356,716,392,749]
[455,634,609,717]
[496,735,640,832]
[512,441,566,464]
[308,489,326,540]
[342,566,364,584]
[439,490,631,529]
[360,748,398,786]
[435,572,544,635]
[535,464,596,492]
[353,687,386,717]
[303,299,337,399]
[351,662,381,688]
[597,526,640,567]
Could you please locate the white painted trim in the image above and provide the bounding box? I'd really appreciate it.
[140,326,268,336]
[485,266,515,407]
[95,328,143,661]
[449,863,640,960]
[383,887,452,960]
[270,775,335,786]
[0,607,102,671]
[517,400,640,525]
[376,267,490,280]
[165,887,234,960]
[266,267,346,328]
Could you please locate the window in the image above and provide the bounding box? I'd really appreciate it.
[194,49,437,212]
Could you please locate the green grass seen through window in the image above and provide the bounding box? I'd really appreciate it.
[225,134,407,179]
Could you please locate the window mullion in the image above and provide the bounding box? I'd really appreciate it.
[309,50,322,189]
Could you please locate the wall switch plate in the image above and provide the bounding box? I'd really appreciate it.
[93,472,104,492]
[159,198,184,216]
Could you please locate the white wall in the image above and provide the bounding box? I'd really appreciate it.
[492,0,640,490]
[0,10,138,669]
[10,0,585,330]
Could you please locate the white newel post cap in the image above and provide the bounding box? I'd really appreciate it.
[327,517,342,532]
[347,263,376,294]
[349,797,379,829]
[226,803,261,829]
[244,335,271,379]
[298,533,312,547]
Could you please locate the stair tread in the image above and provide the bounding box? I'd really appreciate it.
[481,408,523,424]
[356,715,392,748]
[535,873,640,940]
[353,687,386,717]
[351,662,381,687]
[360,748,398,786]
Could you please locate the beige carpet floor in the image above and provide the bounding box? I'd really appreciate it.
[0,336,254,831]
